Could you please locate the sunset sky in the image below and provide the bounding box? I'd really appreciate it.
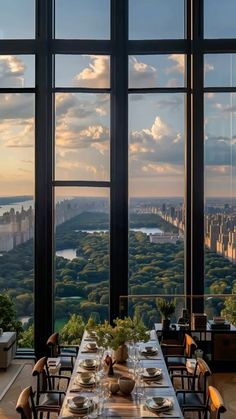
[0,1,236,198]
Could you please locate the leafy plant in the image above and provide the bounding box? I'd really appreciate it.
[156,297,176,319]
[60,314,85,345]
[94,316,149,350]
[18,325,34,348]
[0,292,23,334]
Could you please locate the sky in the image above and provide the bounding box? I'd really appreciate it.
[0,2,236,198]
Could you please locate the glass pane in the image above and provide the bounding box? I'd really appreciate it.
[0,55,35,88]
[205,54,236,87]
[128,93,185,324]
[204,93,236,315]
[129,0,184,40]
[0,0,35,39]
[55,93,110,181]
[204,0,236,39]
[55,0,110,39]
[54,187,110,332]
[0,94,35,348]
[129,55,185,88]
[55,55,110,88]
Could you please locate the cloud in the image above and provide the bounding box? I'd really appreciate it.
[0,94,34,119]
[130,115,184,168]
[74,56,109,88]
[142,163,183,176]
[0,117,34,148]
[206,92,215,100]
[56,160,98,174]
[204,63,214,73]
[21,159,33,164]
[155,95,183,110]
[56,123,109,151]
[129,57,157,88]
[0,56,25,87]
[167,55,185,74]
[56,93,109,119]
[206,165,230,175]
[205,135,236,166]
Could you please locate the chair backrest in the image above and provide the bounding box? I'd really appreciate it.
[32,356,51,404]
[46,332,60,357]
[16,386,36,419]
[195,358,212,402]
[184,334,197,357]
[207,386,226,419]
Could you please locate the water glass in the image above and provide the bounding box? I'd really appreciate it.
[128,342,139,368]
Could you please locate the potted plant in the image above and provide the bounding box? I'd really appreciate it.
[94,317,148,363]
[156,298,176,330]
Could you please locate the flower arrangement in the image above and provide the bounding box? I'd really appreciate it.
[156,297,176,320]
[93,316,149,351]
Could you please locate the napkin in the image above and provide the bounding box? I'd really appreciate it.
[143,376,170,388]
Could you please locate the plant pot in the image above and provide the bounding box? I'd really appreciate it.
[113,343,128,363]
[162,318,171,331]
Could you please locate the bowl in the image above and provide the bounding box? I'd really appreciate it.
[87,342,97,350]
[84,359,94,367]
[80,372,93,384]
[109,383,120,394]
[71,396,87,408]
[146,368,158,376]
[118,376,135,395]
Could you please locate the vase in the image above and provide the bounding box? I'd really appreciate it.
[113,343,128,363]
[162,318,171,330]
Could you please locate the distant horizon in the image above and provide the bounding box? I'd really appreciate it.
[0,194,236,201]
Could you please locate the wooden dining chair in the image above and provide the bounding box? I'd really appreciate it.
[180,385,226,419]
[46,332,79,374]
[207,386,226,419]
[32,356,69,414]
[163,333,198,387]
[16,386,59,419]
[176,358,212,416]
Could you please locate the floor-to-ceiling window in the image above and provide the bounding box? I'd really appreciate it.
[204,0,236,320]
[0,1,35,347]
[1,0,236,356]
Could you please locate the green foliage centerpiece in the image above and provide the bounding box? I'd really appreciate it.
[0,292,23,334]
[94,316,149,363]
[156,297,176,330]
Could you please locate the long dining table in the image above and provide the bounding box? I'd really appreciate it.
[59,329,184,418]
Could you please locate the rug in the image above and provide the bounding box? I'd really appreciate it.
[0,363,24,401]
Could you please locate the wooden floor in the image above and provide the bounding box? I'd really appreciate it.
[0,360,236,418]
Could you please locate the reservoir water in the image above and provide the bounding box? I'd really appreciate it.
[56,227,163,260]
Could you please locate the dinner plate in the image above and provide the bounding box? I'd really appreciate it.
[145,397,173,412]
[79,360,97,370]
[141,347,158,355]
[68,398,94,414]
[75,377,96,387]
[142,368,162,379]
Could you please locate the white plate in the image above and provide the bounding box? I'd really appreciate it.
[75,377,96,387]
[145,397,173,412]
[141,347,158,355]
[142,368,162,379]
[79,360,97,370]
[68,398,93,413]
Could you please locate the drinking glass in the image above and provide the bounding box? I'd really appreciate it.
[133,363,145,402]
[128,342,139,371]
[94,377,109,415]
[96,346,105,377]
